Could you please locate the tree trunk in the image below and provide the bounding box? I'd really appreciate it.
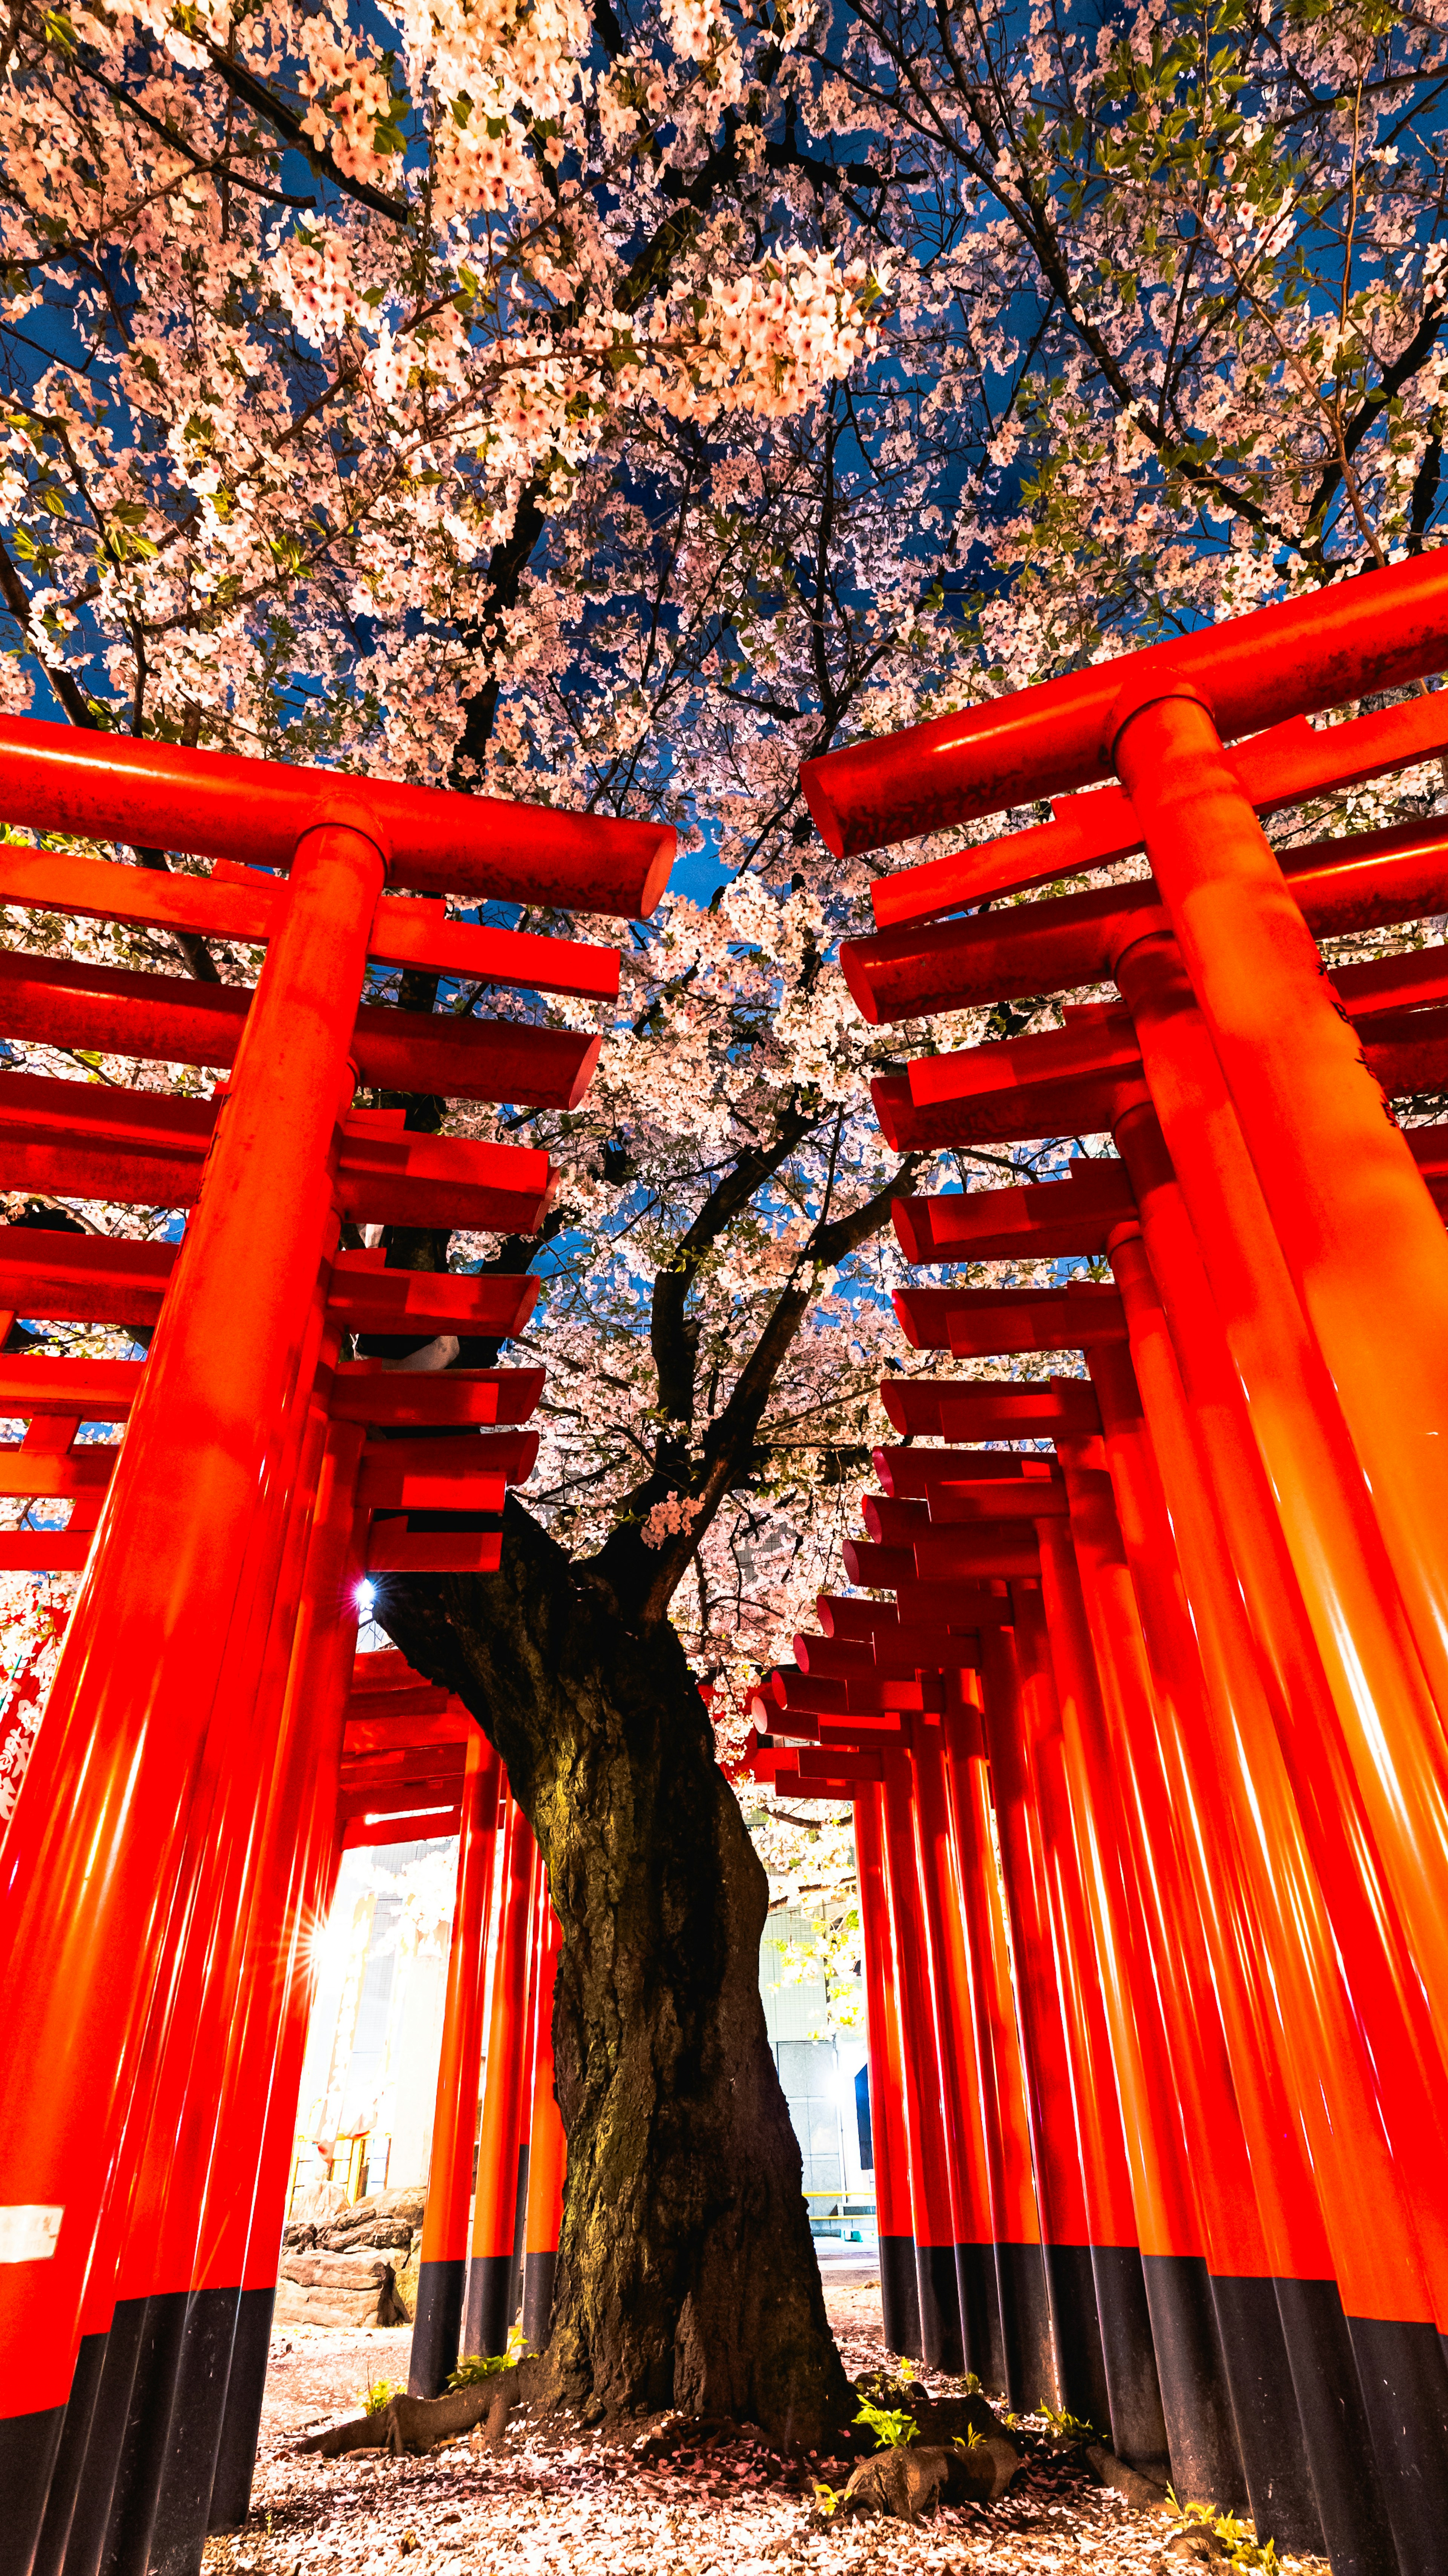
[381,1495,853,2448]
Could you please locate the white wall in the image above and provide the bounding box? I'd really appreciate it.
[760,1904,873,2231]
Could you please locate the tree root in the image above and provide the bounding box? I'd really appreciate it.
[833,2431,1023,2520]
[296,2369,521,2459]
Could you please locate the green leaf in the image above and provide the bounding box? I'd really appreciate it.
[853,2398,918,2449]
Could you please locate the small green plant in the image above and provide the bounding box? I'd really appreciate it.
[446,2352,511,2387]
[853,2397,918,2449]
[963,2370,982,2395]
[953,2424,986,2452]
[360,2377,405,2416]
[811,2479,844,2517]
[445,2323,530,2389]
[1038,2402,1095,2441]
[1166,2490,1279,2571]
[895,2352,918,2385]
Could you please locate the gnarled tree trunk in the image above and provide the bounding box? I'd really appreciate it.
[383,1494,852,2448]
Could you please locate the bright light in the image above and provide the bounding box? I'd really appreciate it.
[354,1580,377,1620]
[362,1805,454,1826]
[297,1897,355,1989]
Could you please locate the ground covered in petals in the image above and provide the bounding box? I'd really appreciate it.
[207,2272,1325,2576]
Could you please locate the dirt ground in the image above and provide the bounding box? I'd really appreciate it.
[206,2269,1325,2576]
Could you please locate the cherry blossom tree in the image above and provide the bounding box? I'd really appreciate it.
[3,0,1448,2441]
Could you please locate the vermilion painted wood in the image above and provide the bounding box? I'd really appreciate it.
[885,988,1448,1161]
[1008,1582,1165,2472]
[893,1283,1126,1355]
[862,688,1448,924]
[207,1432,368,2541]
[795,1623,979,1678]
[341,1704,472,1749]
[778,1638,1061,2401]
[462,1804,537,2360]
[878,1380,1101,1442]
[410,1735,503,2396]
[872,1480,1069,1527]
[511,1864,548,2333]
[0,1443,114,1498]
[841,812,1448,1026]
[364,1527,502,1575]
[1116,700,1448,1768]
[356,1457,509,1513]
[841,1538,925,1590]
[854,1790,922,2358]
[348,1646,448,1694]
[337,1745,470,1798]
[876,1154,1443,2370]
[328,1369,545,1429]
[54,1289,342,2576]
[0,949,601,1110]
[894,1160,1137,1263]
[1032,1504,1241,2504]
[871,1629,982,1679]
[359,1429,538,1491]
[939,1685,1051,2412]
[0,1360,540,1430]
[871,1448,1056,1498]
[0,1228,539,1341]
[1088,1333,1334,2281]
[1113,1107,1448,2320]
[0,844,621,1001]
[0,1359,147,1419]
[973,1618,1108,2426]
[1329,940,1448,1019]
[874,1063,1126,1155]
[907,1716,1001,2381]
[343,1805,465,1849]
[0,1072,554,1232]
[879,1748,967,2371]
[522,1897,566,2349]
[794,1746,886,1783]
[793,1632,883,1677]
[801,548,1448,856]
[1079,1349,1336,2550]
[0,714,675,915]
[774,1767,883,1801]
[1102,1233,1439,2563]
[0,718,635,2545]
[1115,941,1448,2169]
[0,826,384,2505]
[772,1666,943,1720]
[337,1781,470,1839]
[1028,1512,1197,2261]
[0,1432,523,1504]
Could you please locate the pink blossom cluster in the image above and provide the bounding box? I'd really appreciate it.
[0,1578,73,1833]
[640,1490,706,1549]
[271,226,363,350]
[432,114,533,220]
[296,21,402,182]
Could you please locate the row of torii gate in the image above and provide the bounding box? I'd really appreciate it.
[2,551,1448,2576]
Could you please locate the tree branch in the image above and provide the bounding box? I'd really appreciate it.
[200,44,411,224]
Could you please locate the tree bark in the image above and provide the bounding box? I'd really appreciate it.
[382,1494,853,2447]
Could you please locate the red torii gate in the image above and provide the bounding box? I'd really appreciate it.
[776,550,1448,2576]
[0,720,670,2576]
